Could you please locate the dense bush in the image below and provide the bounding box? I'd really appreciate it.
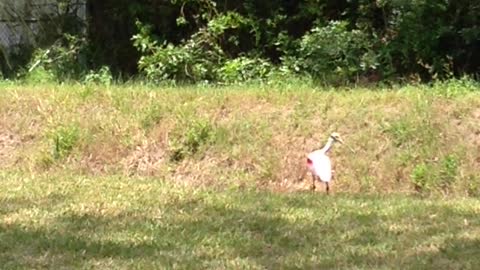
[217,56,273,83]
[132,20,226,83]
[2,0,479,84]
[283,21,378,83]
[26,34,89,82]
[127,0,478,84]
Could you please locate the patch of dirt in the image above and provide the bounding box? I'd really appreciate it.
[471,109,480,165]
[463,108,480,147]
[170,159,220,187]
[123,140,166,176]
[77,140,130,175]
[0,129,21,168]
[473,108,480,119]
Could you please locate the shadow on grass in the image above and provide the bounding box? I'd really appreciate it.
[0,192,67,215]
[0,192,479,269]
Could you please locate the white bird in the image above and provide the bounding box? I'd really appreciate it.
[299,132,354,194]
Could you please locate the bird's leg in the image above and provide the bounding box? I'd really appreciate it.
[310,174,316,191]
[325,182,330,195]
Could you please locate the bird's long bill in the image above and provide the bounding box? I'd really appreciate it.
[337,138,356,154]
[338,138,356,153]
[344,143,356,154]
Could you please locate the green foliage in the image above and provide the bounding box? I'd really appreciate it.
[140,103,164,131]
[411,163,434,193]
[411,154,460,194]
[432,76,480,97]
[132,6,268,84]
[26,34,89,82]
[133,20,225,83]
[371,0,480,80]
[286,21,378,82]
[2,0,479,83]
[24,66,56,84]
[439,154,458,191]
[169,119,215,162]
[383,119,416,147]
[207,11,255,39]
[37,124,81,168]
[50,124,80,160]
[83,66,113,86]
[217,56,273,83]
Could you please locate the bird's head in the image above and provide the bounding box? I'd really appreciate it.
[330,132,356,153]
[330,132,344,144]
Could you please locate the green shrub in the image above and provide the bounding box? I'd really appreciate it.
[132,20,225,83]
[140,103,164,131]
[439,154,458,191]
[411,163,434,193]
[432,76,480,97]
[84,66,113,86]
[217,56,273,83]
[50,124,80,160]
[133,10,266,84]
[411,154,460,194]
[169,120,215,162]
[24,66,56,84]
[26,34,89,82]
[284,21,378,83]
[383,119,417,147]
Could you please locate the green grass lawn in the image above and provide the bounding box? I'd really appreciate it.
[1,172,479,269]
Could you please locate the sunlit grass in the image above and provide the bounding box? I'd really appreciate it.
[0,172,479,269]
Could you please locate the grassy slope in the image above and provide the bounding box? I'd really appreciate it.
[0,81,480,269]
[1,82,479,194]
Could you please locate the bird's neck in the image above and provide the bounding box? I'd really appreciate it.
[321,138,335,154]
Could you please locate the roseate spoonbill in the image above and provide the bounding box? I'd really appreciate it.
[299,132,354,194]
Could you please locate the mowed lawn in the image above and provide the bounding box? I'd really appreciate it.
[1,172,479,269]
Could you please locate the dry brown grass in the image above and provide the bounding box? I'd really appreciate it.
[1,82,479,195]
